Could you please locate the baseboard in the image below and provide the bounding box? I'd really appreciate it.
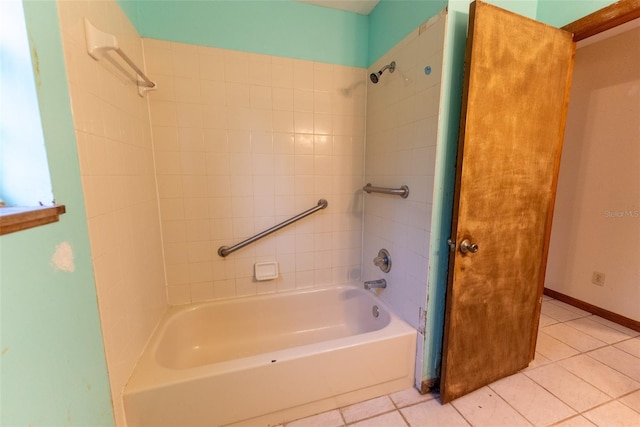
[543,288,640,332]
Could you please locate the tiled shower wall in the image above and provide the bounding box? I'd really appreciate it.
[363,12,446,382]
[56,0,167,425]
[143,39,367,304]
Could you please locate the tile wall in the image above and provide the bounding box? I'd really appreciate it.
[143,39,367,304]
[56,1,167,424]
[363,13,447,384]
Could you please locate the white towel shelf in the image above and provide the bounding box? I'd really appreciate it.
[84,18,156,97]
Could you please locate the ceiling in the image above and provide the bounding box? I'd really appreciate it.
[295,0,380,15]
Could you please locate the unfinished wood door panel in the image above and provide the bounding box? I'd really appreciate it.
[440,1,575,403]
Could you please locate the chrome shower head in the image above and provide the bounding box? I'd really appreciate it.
[369,61,396,84]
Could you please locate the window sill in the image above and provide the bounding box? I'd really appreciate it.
[0,205,66,236]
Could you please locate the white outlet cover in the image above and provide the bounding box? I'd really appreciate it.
[255,261,279,281]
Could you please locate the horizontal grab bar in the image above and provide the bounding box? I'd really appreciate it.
[218,199,328,257]
[363,183,409,199]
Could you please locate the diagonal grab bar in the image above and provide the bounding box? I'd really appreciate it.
[217,199,328,257]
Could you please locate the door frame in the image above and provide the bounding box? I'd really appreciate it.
[562,0,640,41]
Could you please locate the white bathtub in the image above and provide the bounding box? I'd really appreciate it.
[124,285,417,427]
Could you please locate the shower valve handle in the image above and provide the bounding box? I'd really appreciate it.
[373,249,391,273]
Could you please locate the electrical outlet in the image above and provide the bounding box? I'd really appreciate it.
[592,271,606,286]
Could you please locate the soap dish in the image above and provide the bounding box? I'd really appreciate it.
[255,261,279,281]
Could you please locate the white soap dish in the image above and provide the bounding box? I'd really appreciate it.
[255,261,279,281]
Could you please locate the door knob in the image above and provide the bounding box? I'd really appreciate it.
[459,239,478,254]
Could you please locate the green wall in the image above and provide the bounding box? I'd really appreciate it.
[119,0,369,68]
[0,1,114,425]
[368,0,448,66]
[118,0,586,70]
[116,0,620,68]
[119,0,457,68]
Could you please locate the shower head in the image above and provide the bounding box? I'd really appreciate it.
[369,61,396,84]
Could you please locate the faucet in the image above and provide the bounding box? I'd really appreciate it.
[364,279,387,290]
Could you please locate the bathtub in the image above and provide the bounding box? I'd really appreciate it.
[124,285,417,427]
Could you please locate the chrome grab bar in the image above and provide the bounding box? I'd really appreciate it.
[363,183,409,199]
[217,199,328,257]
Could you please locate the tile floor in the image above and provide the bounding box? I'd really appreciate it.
[280,297,640,426]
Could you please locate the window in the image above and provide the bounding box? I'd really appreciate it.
[0,0,62,234]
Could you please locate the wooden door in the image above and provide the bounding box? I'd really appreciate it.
[440,1,575,403]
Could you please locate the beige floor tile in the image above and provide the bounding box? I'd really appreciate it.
[349,410,407,427]
[389,387,435,408]
[559,354,640,397]
[536,330,581,361]
[589,316,640,338]
[524,363,610,412]
[615,337,640,359]
[523,351,553,372]
[620,390,640,413]
[541,302,587,323]
[451,386,531,427]
[583,400,640,427]
[552,415,597,427]
[566,317,635,344]
[539,313,559,327]
[489,373,575,426]
[542,295,554,302]
[401,399,469,427]
[286,409,344,427]
[547,300,592,317]
[541,323,607,352]
[340,396,395,424]
[588,346,640,382]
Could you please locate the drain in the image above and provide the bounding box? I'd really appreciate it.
[372,305,380,318]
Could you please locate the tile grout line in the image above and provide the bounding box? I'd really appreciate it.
[522,364,618,418]
[485,382,536,426]
[342,408,398,426]
[618,389,640,414]
[539,324,609,354]
[582,349,640,387]
[341,393,436,426]
[447,400,475,427]
[576,396,637,421]
[613,337,640,358]
[539,322,640,410]
[561,314,636,342]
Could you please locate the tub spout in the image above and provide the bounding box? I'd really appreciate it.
[364,279,387,290]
